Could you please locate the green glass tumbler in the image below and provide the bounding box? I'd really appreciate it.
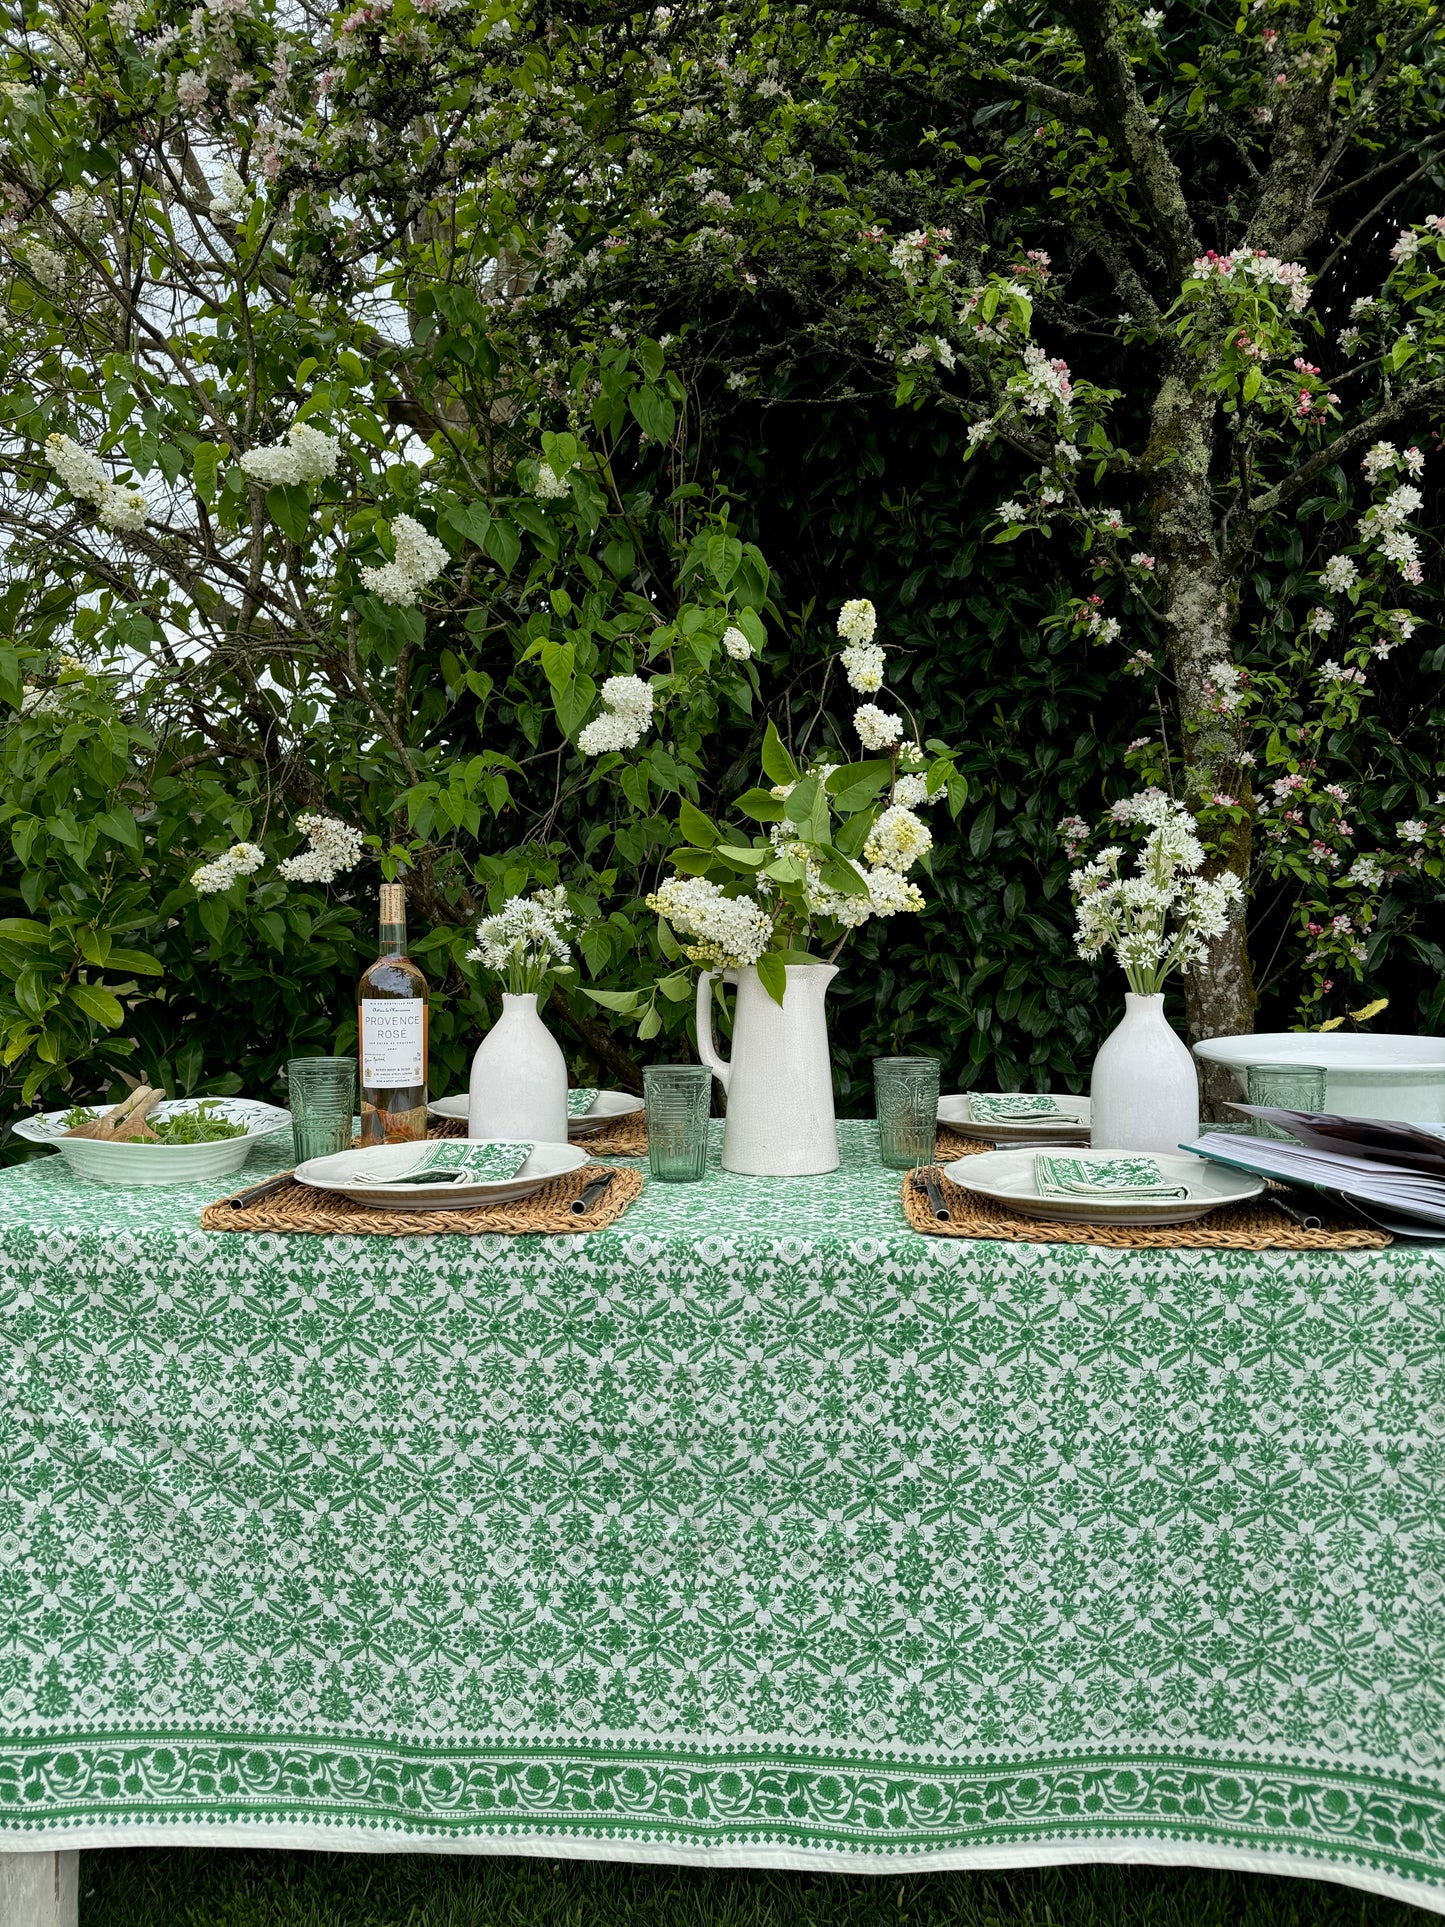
[874,1056,941,1169]
[643,1064,712,1182]
[288,1057,357,1163]
[1246,1061,1325,1138]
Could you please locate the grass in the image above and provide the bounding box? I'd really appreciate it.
[78,1852,1439,1927]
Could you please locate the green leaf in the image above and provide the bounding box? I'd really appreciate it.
[826,760,892,809]
[735,787,786,822]
[969,802,996,857]
[582,987,644,1012]
[678,799,721,848]
[629,384,676,445]
[94,806,140,851]
[706,533,743,590]
[637,1005,662,1040]
[668,847,720,877]
[0,918,50,945]
[756,950,788,1006]
[1242,364,1262,404]
[67,981,124,1028]
[782,776,821,828]
[193,441,221,506]
[483,517,522,574]
[760,721,799,788]
[656,970,694,1002]
[265,483,311,543]
[713,844,769,869]
[819,854,869,897]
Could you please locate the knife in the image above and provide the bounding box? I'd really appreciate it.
[224,1169,297,1209]
[570,1171,616,1217]
[912,1167,952,1223]
[1269,1186,1323,1231]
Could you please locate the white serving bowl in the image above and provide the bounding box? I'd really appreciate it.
[1193,1032,1445,1123]
[13,1097,292,1186]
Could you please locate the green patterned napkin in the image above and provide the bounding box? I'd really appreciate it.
[390,1140,534,1185]
[1034,1154,1189,1202]
[567,1088,600,1117]
[969,1094,1066,1122]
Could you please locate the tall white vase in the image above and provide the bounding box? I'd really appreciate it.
[1089,991,1200,1153]
[695,962,839,1176]
[468,991,568,1144]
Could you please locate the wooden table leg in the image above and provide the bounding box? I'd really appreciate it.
[0,1853,78,1927]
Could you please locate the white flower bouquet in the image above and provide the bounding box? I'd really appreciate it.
[1068,789,1243,994]
[634,600,953,1003]
[467,885,580,995]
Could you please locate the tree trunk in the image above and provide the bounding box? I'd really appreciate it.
[1147,356,1256,1114]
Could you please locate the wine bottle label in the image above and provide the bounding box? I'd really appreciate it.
[360,999,425,1088]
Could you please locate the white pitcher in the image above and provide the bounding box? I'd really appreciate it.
[695,962,839,1175]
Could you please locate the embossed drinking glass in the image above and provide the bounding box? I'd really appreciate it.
[288,1057,357,1163]
[874,1056,941,1169]
[643,1064,713,1182]
[1246,1061,1326,1139]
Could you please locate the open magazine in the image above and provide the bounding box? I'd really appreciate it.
[1184,1107,1445,1238]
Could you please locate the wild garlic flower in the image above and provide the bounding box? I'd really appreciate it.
[1069,790,1242,993]
[468,885,575,993]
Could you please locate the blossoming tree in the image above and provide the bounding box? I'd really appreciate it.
[3,0,1445,1120]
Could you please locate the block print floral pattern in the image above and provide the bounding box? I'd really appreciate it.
[1,1125,1444,1899]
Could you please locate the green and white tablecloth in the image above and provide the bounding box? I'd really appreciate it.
[2,1120,1444,1909]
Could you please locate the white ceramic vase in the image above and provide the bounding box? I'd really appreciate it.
[1089,991,1200,1153]
[696,962,839,1176]
[468,991,568,1144]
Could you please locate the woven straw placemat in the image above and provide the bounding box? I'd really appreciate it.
[901,1161,1390,1249]
[202,1162,644,1237]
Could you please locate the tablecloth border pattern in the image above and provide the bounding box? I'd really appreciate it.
[4,1741,1445,1904]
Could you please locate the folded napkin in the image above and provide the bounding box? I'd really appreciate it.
[391,1140,534,1184]
[969,1093,1067,1122]
[567,1087,600,1117]
[1034,1155,1189,1202]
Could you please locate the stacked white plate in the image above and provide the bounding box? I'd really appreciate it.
[295,1138,588,1211]
[13,1097,291,1186]
[428,1090,643,1140]
[938,1092,1091,1144]
[945,1147,1264,1227]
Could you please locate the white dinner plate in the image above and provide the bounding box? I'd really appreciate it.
[428,1090,644,1139]
[13,1096,292,1187]
[295,1137,589,1211]
[944,1147,1265,1226]
[938,1092,1091,1143]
